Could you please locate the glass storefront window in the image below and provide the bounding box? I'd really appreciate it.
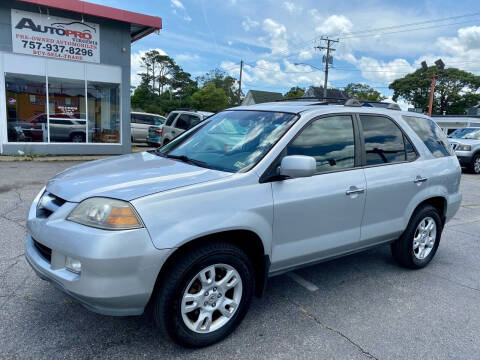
[87,82,120,143]
[48,77,87,143]
[5,73,48,143]
[4,71,121,144]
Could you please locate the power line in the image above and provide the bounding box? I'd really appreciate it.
[246,12,480,62]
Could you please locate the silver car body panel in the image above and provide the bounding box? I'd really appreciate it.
[25,103,462,316]
[46,152,232,202]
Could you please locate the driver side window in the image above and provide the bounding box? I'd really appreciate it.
[286,115,356,174]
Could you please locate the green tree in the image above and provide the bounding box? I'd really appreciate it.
[191,83,229,112]
[389,67,480,114]
[197,69,240,105]
[284,86,305,98]
[344,83,386,101]
[139,50,178,95]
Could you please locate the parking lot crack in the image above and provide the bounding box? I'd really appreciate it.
[283,295,379,360]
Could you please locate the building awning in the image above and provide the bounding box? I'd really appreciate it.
[15,0,162,42]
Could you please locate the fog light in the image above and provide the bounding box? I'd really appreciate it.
[65,257,82,274]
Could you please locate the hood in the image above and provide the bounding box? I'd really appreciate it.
[46,152,231,202]
[449,138,480,146]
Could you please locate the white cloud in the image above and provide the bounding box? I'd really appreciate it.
[175,53,200,63]
[283,2,302,13]
[262,18,289,55]
[170,0,184,9]
[131,49,168,87]
[315,14,353,36]
[353,57,415,84]
[242,16,259,31]
[184,15,192,22]
[298,49,313,60]
[228,41,233,46]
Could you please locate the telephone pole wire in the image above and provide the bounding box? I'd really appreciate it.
[238,60,243,104]
[315,37,339,99]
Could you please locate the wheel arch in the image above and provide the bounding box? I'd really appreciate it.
[148,229,269,310]
[412,196,447,225]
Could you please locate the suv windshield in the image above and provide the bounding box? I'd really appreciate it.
[158,110,297,172]
[448,128,477,138]
[463,129,480,140]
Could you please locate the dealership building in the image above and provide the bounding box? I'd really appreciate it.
[0,0,162,155]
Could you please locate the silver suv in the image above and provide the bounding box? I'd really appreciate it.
[25,100,462,347]
[448,127,480,174]
[161,110,213,145]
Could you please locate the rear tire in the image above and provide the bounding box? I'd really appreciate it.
[391,204,443,269]
[153,241,254,347]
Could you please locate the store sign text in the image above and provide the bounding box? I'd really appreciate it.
[11,9,100,63]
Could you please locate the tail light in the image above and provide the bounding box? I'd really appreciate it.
[155,129,163,135]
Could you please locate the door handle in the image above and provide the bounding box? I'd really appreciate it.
[346,187,365,195]
[414,176,428,184]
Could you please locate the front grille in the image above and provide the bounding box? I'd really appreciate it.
[33,238,52,263]
[36,192,66,218]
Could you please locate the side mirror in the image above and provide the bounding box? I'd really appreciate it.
[279,155,316,179]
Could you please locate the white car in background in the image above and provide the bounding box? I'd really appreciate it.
[131,112,166,143]
[161,110,213,145]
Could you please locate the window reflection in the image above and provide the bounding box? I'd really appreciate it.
[4,72,121,144]
[48,77,86,143]
[287,115,355,173]
[360,115,406,165]
[87,82,120,143]
[5,73,47,142]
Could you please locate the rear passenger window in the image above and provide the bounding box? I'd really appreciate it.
[287,115,355,173]
[165,113,177,126]
[175,115,190,130]
[360,115,415,165]
[403,116,453,157]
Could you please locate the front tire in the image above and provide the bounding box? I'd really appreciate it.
[391,204,443,269]
[153,241,254,347]
[469,153,480,174]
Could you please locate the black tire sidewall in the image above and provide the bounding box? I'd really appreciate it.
[405,206,443,268]
[471,154,480,174]
[157,246,254,347]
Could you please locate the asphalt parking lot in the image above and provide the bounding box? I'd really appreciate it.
[1,161,479,360]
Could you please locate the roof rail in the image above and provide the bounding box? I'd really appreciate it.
[276,96,347,104]
[387,103,401,111]
[344,99,362,107]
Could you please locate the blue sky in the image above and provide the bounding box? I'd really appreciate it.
[96,0,480,105]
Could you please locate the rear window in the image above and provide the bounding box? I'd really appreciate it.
[403,116,453,157]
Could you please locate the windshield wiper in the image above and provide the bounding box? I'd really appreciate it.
[166,154,212,169]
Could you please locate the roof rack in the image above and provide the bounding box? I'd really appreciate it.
[275,97,402,110]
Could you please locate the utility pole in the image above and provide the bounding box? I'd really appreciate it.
[315,37,339,99]
[427,75,438,117]
[238,60,243,105]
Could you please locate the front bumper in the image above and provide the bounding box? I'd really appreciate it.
[455,151,472,166]
[25,191,173,316]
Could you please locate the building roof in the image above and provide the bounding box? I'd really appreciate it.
[16,0,162,42]
[247,90,284,104]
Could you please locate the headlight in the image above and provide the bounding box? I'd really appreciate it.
[456,144,471,151]
[67,197,143,230]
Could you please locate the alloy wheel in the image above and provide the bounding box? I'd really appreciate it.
[181,263,242,333]
[474,156,480,174]
[413,217,437,260]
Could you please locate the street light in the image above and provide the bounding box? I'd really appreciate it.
[293,62,324,72]
[421,59,445,117]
